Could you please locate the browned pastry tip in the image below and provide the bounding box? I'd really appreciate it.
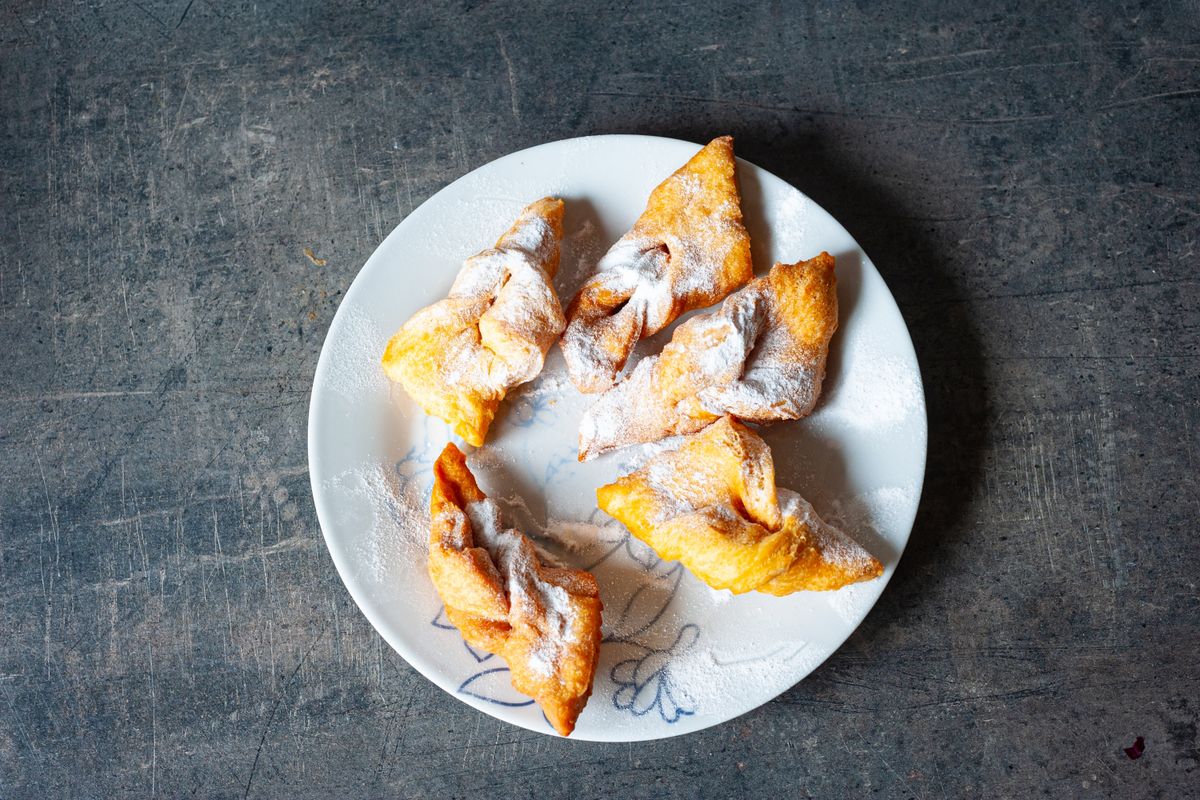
[561,137,753,392]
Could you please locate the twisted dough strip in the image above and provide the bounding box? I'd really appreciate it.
[560,137,753,393]
[597,417,882,595]
[429,444,603,736]
[579,253,838,460]
[382,198,566,446]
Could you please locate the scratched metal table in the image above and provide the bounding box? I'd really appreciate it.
[2,1,1197,797]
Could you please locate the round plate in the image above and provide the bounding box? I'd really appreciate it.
[308,135,927,742]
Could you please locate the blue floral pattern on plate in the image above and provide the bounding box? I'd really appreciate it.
[610,624,699,722]
[398,401,706,731]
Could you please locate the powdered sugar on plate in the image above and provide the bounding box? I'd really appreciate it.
[771,189,810,256]
[668,637,822,708]
[810,339,922,434]
[464,498,581,677]
[707,587,733,605]
[323,461,428,584]
[317,308,389,403]
[826,483,920,538]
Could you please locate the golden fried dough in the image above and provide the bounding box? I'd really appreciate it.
[429,444,603,735]
[561,137,753,392]
[579,253,838,460]
[596,417,882,595]
[383,198,566,446]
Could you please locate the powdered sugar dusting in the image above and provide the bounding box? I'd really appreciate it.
[324,461,428,583]
[778,488,878,576]
[707,587,733,605]
[640,453,697,525]
[615,434,688,474]
[464,445,515,474]
[319,308,389,402]
[561,146,750,392]
[668,638,821,708]
[809,332,921,433]
[465,498,580,677]
[827,484,919,538]
[385,201,567,440]
[579,266,826,459]
[557,217,606,300]
[508,369,570,400]
[771,189,810,254]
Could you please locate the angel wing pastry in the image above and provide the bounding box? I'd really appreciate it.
[382,198,566,446]
[596,416,882,595]
[429,443,603,736]
[560,136,753,393]
[578,253,838,460]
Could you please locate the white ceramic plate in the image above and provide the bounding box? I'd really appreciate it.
[308,135,927,742]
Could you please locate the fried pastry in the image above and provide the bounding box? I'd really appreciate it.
[382,198,566,446]
[429,443,603,736]
[579,253,838,460]
[560,136,753,392]
[596,416,882,595]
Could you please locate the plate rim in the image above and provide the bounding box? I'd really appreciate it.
[307,133,928,742]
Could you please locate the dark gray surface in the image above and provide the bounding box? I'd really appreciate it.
[2,0,1198,797]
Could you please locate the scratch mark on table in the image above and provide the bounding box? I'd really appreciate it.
[242,625,328,798]
[496,32,520,121]
[1099,88,1200,111]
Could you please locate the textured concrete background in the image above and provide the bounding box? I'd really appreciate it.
[1,0,1198,797]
